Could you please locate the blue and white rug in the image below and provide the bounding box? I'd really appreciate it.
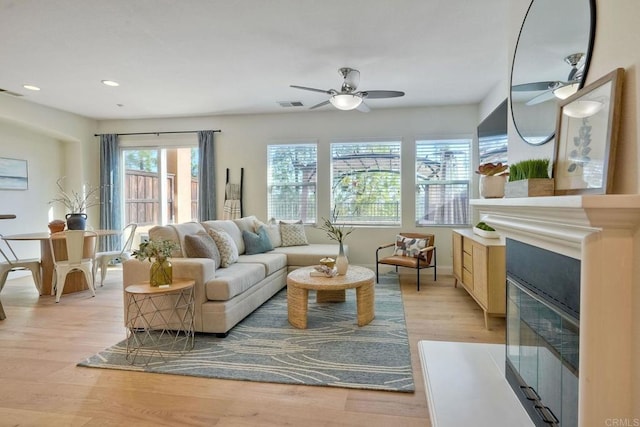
[78,273,414,392]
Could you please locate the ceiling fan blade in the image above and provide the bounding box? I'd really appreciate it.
[361,90,405,99]
[512,81,560,92]
[309,100,330,110]
[525,90,556,106]
[290,85,332,94]
[356,102,370,113]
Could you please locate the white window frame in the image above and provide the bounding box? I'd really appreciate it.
[415,138,471,226]
[330,139,401,226]
[267,143,317,223]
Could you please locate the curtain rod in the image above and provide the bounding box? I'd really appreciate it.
[94,130,221,137]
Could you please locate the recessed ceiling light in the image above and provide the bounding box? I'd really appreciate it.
[23,84,40,91]
[101,80,119,87]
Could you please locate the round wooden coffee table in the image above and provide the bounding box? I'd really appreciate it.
[286,265,375,329]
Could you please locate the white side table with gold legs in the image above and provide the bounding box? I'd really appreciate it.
[124,279,195,366]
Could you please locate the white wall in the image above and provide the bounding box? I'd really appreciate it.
[98,105,479,270]
[0,95,98,259]
[506,0,640,417]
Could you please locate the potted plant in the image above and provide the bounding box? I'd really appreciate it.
[132,239,180,286]
[505,158,554,197]
[476,162,508,198]
[317,209,354,275]
[49,177,100,230]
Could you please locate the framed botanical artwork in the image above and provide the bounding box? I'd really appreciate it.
[553,68,624,195]
[0,157,28,190]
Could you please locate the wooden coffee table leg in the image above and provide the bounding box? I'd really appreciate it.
[287,284,309,329]
[356,281,375,326]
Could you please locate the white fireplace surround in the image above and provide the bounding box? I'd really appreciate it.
[471,195,640,426]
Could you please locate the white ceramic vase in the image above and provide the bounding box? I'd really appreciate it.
[335,241,349,275]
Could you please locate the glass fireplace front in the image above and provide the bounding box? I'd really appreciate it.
[505,239,580,427]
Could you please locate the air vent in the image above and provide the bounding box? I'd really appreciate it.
[0,88,24,97]
[277,101,304,108]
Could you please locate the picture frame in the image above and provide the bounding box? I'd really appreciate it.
[0,157,29,190]
[553,68,624,195]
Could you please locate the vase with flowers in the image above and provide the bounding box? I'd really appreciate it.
[318,210,354,275]
[132,239,179,286]
[49,177,100,230]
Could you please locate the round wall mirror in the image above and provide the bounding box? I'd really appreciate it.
[510,0,596,145]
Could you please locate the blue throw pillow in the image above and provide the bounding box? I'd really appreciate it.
[242,226,273,255]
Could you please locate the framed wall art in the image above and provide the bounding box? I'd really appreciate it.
[553,68,624,195]
[0,157,28,190]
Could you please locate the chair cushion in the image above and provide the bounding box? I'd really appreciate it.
[183,232,221,269]
[207,228,239,267]
[279,221,308,246]
[394,235,430,258]
[242,226,273,255]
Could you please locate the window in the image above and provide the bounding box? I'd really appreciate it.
[267,144,317,223]
[416,139,470,226]
[123,147,198,225]
[331,141,401,225]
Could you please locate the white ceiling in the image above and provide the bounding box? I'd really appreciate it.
[0,0,509,120]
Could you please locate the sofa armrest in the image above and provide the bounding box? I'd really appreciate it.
[123,258,216,331]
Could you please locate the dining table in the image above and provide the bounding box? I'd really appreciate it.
[2,230,120,296]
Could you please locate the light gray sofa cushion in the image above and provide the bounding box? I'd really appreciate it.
[202,220,245,254]
[236,252,287,276]
[205,262,265,301]
[273,243,348,267]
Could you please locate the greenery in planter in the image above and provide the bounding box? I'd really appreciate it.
[508,159,550,182]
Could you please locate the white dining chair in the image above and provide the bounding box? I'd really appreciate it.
[0,234,42,295]
[49,230,97,303]
[94,223,137,287]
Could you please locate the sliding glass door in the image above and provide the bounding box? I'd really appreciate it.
[123,147,198,226]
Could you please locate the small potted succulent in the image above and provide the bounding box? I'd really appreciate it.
[505,158,554,198]
[476,162,508,198]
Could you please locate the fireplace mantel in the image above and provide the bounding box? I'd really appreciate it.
[471,195,640,426]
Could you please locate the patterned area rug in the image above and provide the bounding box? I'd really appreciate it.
[78,273,414,392]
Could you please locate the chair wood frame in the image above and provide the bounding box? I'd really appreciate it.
[49,230,98,303]
[375,232,437,291]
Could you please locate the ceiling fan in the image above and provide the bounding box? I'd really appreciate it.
[512,53,585,106]
[290,67,405,112]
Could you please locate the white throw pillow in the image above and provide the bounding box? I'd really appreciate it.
[279,221,309,247]
[207,228,239,267]
[254,218,282,247]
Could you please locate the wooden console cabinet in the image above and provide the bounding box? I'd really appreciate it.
[452,229,506,329]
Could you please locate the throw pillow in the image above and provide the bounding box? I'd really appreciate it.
[242,226,274,255]
[207,228,239,267]
[279,221,309,247]
[394,235,430,258]
[254,218,281,247]
[183,232,221,269]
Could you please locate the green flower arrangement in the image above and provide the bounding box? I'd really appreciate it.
[132,239,179,263]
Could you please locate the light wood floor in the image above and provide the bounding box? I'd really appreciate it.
[0,267,505,426]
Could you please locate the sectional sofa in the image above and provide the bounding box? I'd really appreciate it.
[122,216,345,336]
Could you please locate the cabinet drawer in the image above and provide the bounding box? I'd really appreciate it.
[463,237,473,255]
[462,268,473,288]
[463,252,473,270]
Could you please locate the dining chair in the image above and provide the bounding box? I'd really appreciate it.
[0,234,43,295]
[94,223,137,286]
[49,230,97,302]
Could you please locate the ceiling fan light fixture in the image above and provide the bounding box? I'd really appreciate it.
[553,83,579,100]
[563,100,604,119]
[329,93,362,110]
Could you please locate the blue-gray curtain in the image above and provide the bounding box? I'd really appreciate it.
[198,130,216,221]
[99,134,122,251]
